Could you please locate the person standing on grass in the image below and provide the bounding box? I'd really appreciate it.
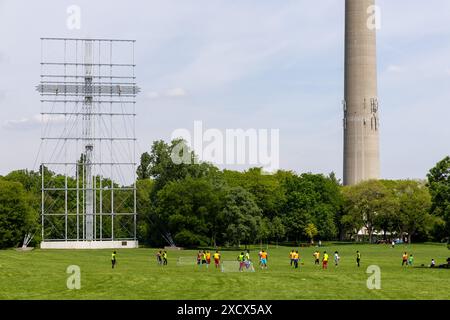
[402,252,408,266]
[289,250,295,267]
[313,251,320,265]
[238,252,245,272]
[408,254,414,267]
[205,251,211,269]
[197,251,203,268]
[111,251,117,269]
[258,250,263,266]
[244,250,254,271]
[430,259,436,268]
[356,251,361,267]
[245,250,250,264]
[334,251,340,267]
[322,251,329,269]
[201,250,207,267]
[156,250,162,265]
[162,250,168,265]
[293,250,299,269]
[260,250,268,269]
[213,250,221,269]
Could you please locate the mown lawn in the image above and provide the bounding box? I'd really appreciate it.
[0,243,449,300]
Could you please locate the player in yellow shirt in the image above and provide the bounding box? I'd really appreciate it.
[213,250,221,269]
[402,252,408,266]
[313,250,320,265]
[322,251,329,269]
[205,251,211,269]
[293,250,299,269]
[289,250,295,267]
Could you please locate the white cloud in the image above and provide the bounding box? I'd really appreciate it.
[145,88,187,99]
[165,87,187,97]
[3,114,65,130]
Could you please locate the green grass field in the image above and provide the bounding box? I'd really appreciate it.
[1,243,449,300]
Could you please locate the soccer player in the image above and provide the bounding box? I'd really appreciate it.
[430,259,436,268]
[156,250,162,265]
[111,251,117,269]
[260,250,268,269]
[162,250,168,266]
[258,250,263,266]
[213,250,221,269]
[289,250,295,267]
[322,251,329,269]
[237,252,245,272]
[334,251,340,267]
[402,252,408,266]
[197,251,203,268]
[244,250,255,272]
[408,254,414,267]
[245,249,251,269]
[201,250,207,267]
[356,250,361,267]
[293,250,299,269]
[205,251,211,269]
[313,251,320,265]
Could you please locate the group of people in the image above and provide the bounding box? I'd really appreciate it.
[109,248,449,272]
[237,250,255,272]
[401,252,414,266]
[310,250,360,269]
[156,250,168,265]
[196,250,222,269]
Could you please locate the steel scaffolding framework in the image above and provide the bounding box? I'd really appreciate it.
[37,38,140,248]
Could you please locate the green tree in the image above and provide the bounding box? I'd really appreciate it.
[223,168,286,219]
[280,172,341,241]
[155,177,222,247]
[256,217,271,247]
[270,216,286,246]
[143,139,222,246]
[304,223,318,244]
[342,180,398,243]
[220,187,262,247]
[0,180,38,248]
[136,152,151,180]
[427,156,450,240]
[395,180,433,243]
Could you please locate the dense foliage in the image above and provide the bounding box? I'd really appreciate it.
[0,140,448,248]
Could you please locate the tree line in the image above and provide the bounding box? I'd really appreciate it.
[0,139,449,248]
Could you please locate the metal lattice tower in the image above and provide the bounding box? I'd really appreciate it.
[37,38,140,249]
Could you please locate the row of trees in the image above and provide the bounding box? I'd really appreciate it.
[0,139,449,248]
[135,140,449,247]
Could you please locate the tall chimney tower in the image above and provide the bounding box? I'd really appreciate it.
[343,0,380,185]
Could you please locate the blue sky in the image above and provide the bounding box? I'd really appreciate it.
[0,0,449,181]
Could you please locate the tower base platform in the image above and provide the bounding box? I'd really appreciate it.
[40,240,138,249]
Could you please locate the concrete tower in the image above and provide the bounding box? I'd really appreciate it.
[343,0,380,185]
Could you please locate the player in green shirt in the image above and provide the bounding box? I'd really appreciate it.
[238,252,245,272]
[408,254,414,266]
[111,251,117,269]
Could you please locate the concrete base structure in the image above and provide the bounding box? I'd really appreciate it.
[40,241,139,249]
